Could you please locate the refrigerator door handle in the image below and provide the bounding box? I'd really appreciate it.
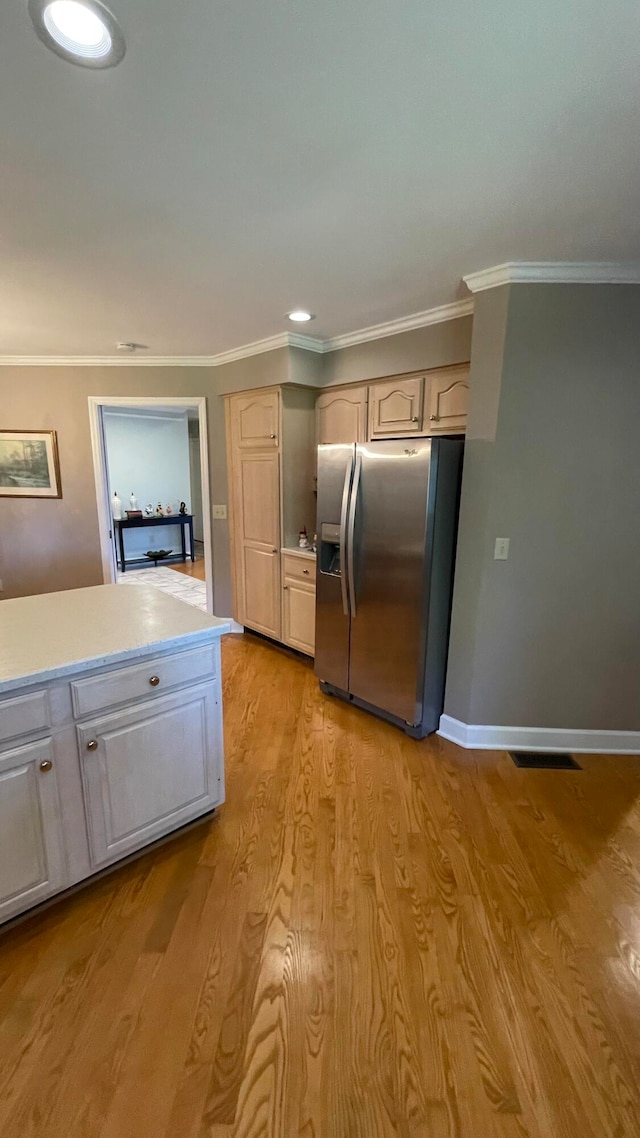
[339,456,354,617]
[347,453,362,618]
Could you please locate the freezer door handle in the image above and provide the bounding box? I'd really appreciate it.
[347,453,362,618]
[339,456,354,616]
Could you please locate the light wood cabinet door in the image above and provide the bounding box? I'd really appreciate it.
[427,366,470,434]
[236,450,281,637]
[368,376,425,438]
[231,390,280,449]
[77,683,222,868]
[283,579,316,656]
[0,738,67,923]
[316,387,368,444]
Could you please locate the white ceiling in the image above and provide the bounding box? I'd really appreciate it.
[1,0,639,356]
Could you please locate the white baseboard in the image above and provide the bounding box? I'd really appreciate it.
[221,619,244,634]
[438,714,640,755]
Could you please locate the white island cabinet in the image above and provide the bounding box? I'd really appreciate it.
[0,585,230,927]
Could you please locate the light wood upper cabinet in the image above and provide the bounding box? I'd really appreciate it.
[0,739,67,923]
[231,390,280,449]
[316,387,368,445]
[368,376,425,438]
[426,366,470,435]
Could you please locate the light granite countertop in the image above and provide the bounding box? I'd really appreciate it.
[0,585,230,695]
[281,546,316,560]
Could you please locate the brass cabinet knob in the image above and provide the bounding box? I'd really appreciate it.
[87,740,98,752]
[283,584,289,590]
[270,433,276,439]
[39,759,53,773]
[271,548,278,553]
[430,414,437,421]
[411,415,419,422]
[149,675,160,687]
[303,568,310,574]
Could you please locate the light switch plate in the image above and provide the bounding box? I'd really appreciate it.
[494,537,510,560]
[212,504,227,520]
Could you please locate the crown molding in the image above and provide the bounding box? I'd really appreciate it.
[0,301,473,365]
[321,298,474,353]
[463,261,640,293]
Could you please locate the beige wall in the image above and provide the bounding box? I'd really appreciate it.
[445,283,640,731]
[0,319,472,613]
[0,367,219,602]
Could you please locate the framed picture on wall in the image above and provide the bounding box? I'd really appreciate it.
[0,430,62,498]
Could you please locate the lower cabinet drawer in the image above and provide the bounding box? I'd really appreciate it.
[71,644,216,718]
[281,553,316,584]
[0,689,51,746]
[77,682,223,867]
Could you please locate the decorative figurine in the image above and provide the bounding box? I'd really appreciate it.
[144,503,154,517]
[165,503,173,516]
[179,501,188,515]
[156,502,164,516]
[111,491,122,520]
[298,526,310,549]
[129,492,139,511]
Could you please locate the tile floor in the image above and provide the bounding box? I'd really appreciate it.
[117,565,207,611]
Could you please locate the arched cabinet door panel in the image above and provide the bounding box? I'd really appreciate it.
[368,376,424,438]
[232,391,280,449]
[316,387,368,445]
[427,367,470,435]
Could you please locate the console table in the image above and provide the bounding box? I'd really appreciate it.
[114,514,194,572]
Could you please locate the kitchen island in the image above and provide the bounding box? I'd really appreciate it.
[0,584,230,927]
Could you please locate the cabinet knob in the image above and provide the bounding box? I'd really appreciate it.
[411,415,419,422]
[87,740,98,752]
[272,548,278,553]
[283,584,289,590]
[39,759,53,773]
[269,433,276,439]
[149,675,160,687]
[303,568,310,574]
[430,414,438,421]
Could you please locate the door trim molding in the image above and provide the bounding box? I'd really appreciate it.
[438,714,640,754]
[88,396,214,615]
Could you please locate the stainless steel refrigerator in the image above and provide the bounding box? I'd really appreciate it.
[315,438,463,737]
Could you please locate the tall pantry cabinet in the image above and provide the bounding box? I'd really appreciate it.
[225,386,316,640]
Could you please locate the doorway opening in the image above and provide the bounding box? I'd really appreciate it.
[88,396,214,614]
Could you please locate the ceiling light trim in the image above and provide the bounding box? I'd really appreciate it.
[29,0,126,69]
[464,262,640,293]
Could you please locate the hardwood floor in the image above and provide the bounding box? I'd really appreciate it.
[1,633,640,1137]
[172,551,206,580]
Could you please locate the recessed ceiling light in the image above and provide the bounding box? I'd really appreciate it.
[287,310,315,323]
[29,0,126,68]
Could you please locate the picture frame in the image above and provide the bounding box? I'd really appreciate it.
[0,430,62,499]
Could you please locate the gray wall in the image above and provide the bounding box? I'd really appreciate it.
[445,283,640,730]
[321,317,472,386]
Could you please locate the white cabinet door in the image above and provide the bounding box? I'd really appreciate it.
[77,683,223,868]
[0,739,67,923]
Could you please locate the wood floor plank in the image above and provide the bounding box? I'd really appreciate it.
[1,632,640,1137]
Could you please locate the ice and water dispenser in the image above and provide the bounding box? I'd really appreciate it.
[319,523,342,577]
